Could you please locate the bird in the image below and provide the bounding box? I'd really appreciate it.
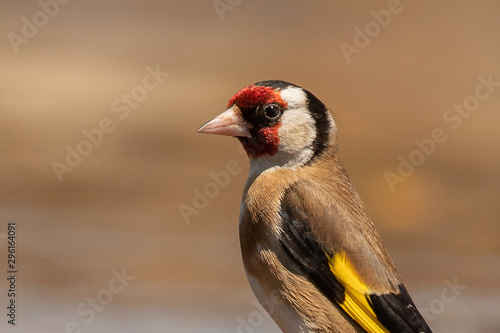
[197,80,433,333]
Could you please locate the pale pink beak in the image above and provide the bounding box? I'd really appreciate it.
[197,107,252,138]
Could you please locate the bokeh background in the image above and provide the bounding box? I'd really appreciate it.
[1,1,499,332]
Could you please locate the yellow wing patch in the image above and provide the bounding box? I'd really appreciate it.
[326,251,390,333]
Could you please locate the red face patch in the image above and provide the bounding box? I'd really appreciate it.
[227,84,287,109]
[238,123,281,158]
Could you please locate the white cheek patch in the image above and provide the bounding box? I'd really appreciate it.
[279,109,316,154]
[277,87,316,162]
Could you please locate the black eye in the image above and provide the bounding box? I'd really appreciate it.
[262,104,281,120]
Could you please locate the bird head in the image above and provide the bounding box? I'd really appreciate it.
[198,80,337,168]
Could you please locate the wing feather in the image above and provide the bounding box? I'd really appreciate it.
[279,183,432,333]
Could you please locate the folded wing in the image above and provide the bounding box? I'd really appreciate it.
[279,183,432,333]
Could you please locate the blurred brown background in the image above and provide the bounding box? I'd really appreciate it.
[1,0,499,332]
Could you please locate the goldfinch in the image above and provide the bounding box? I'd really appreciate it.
[197,80,433,333]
